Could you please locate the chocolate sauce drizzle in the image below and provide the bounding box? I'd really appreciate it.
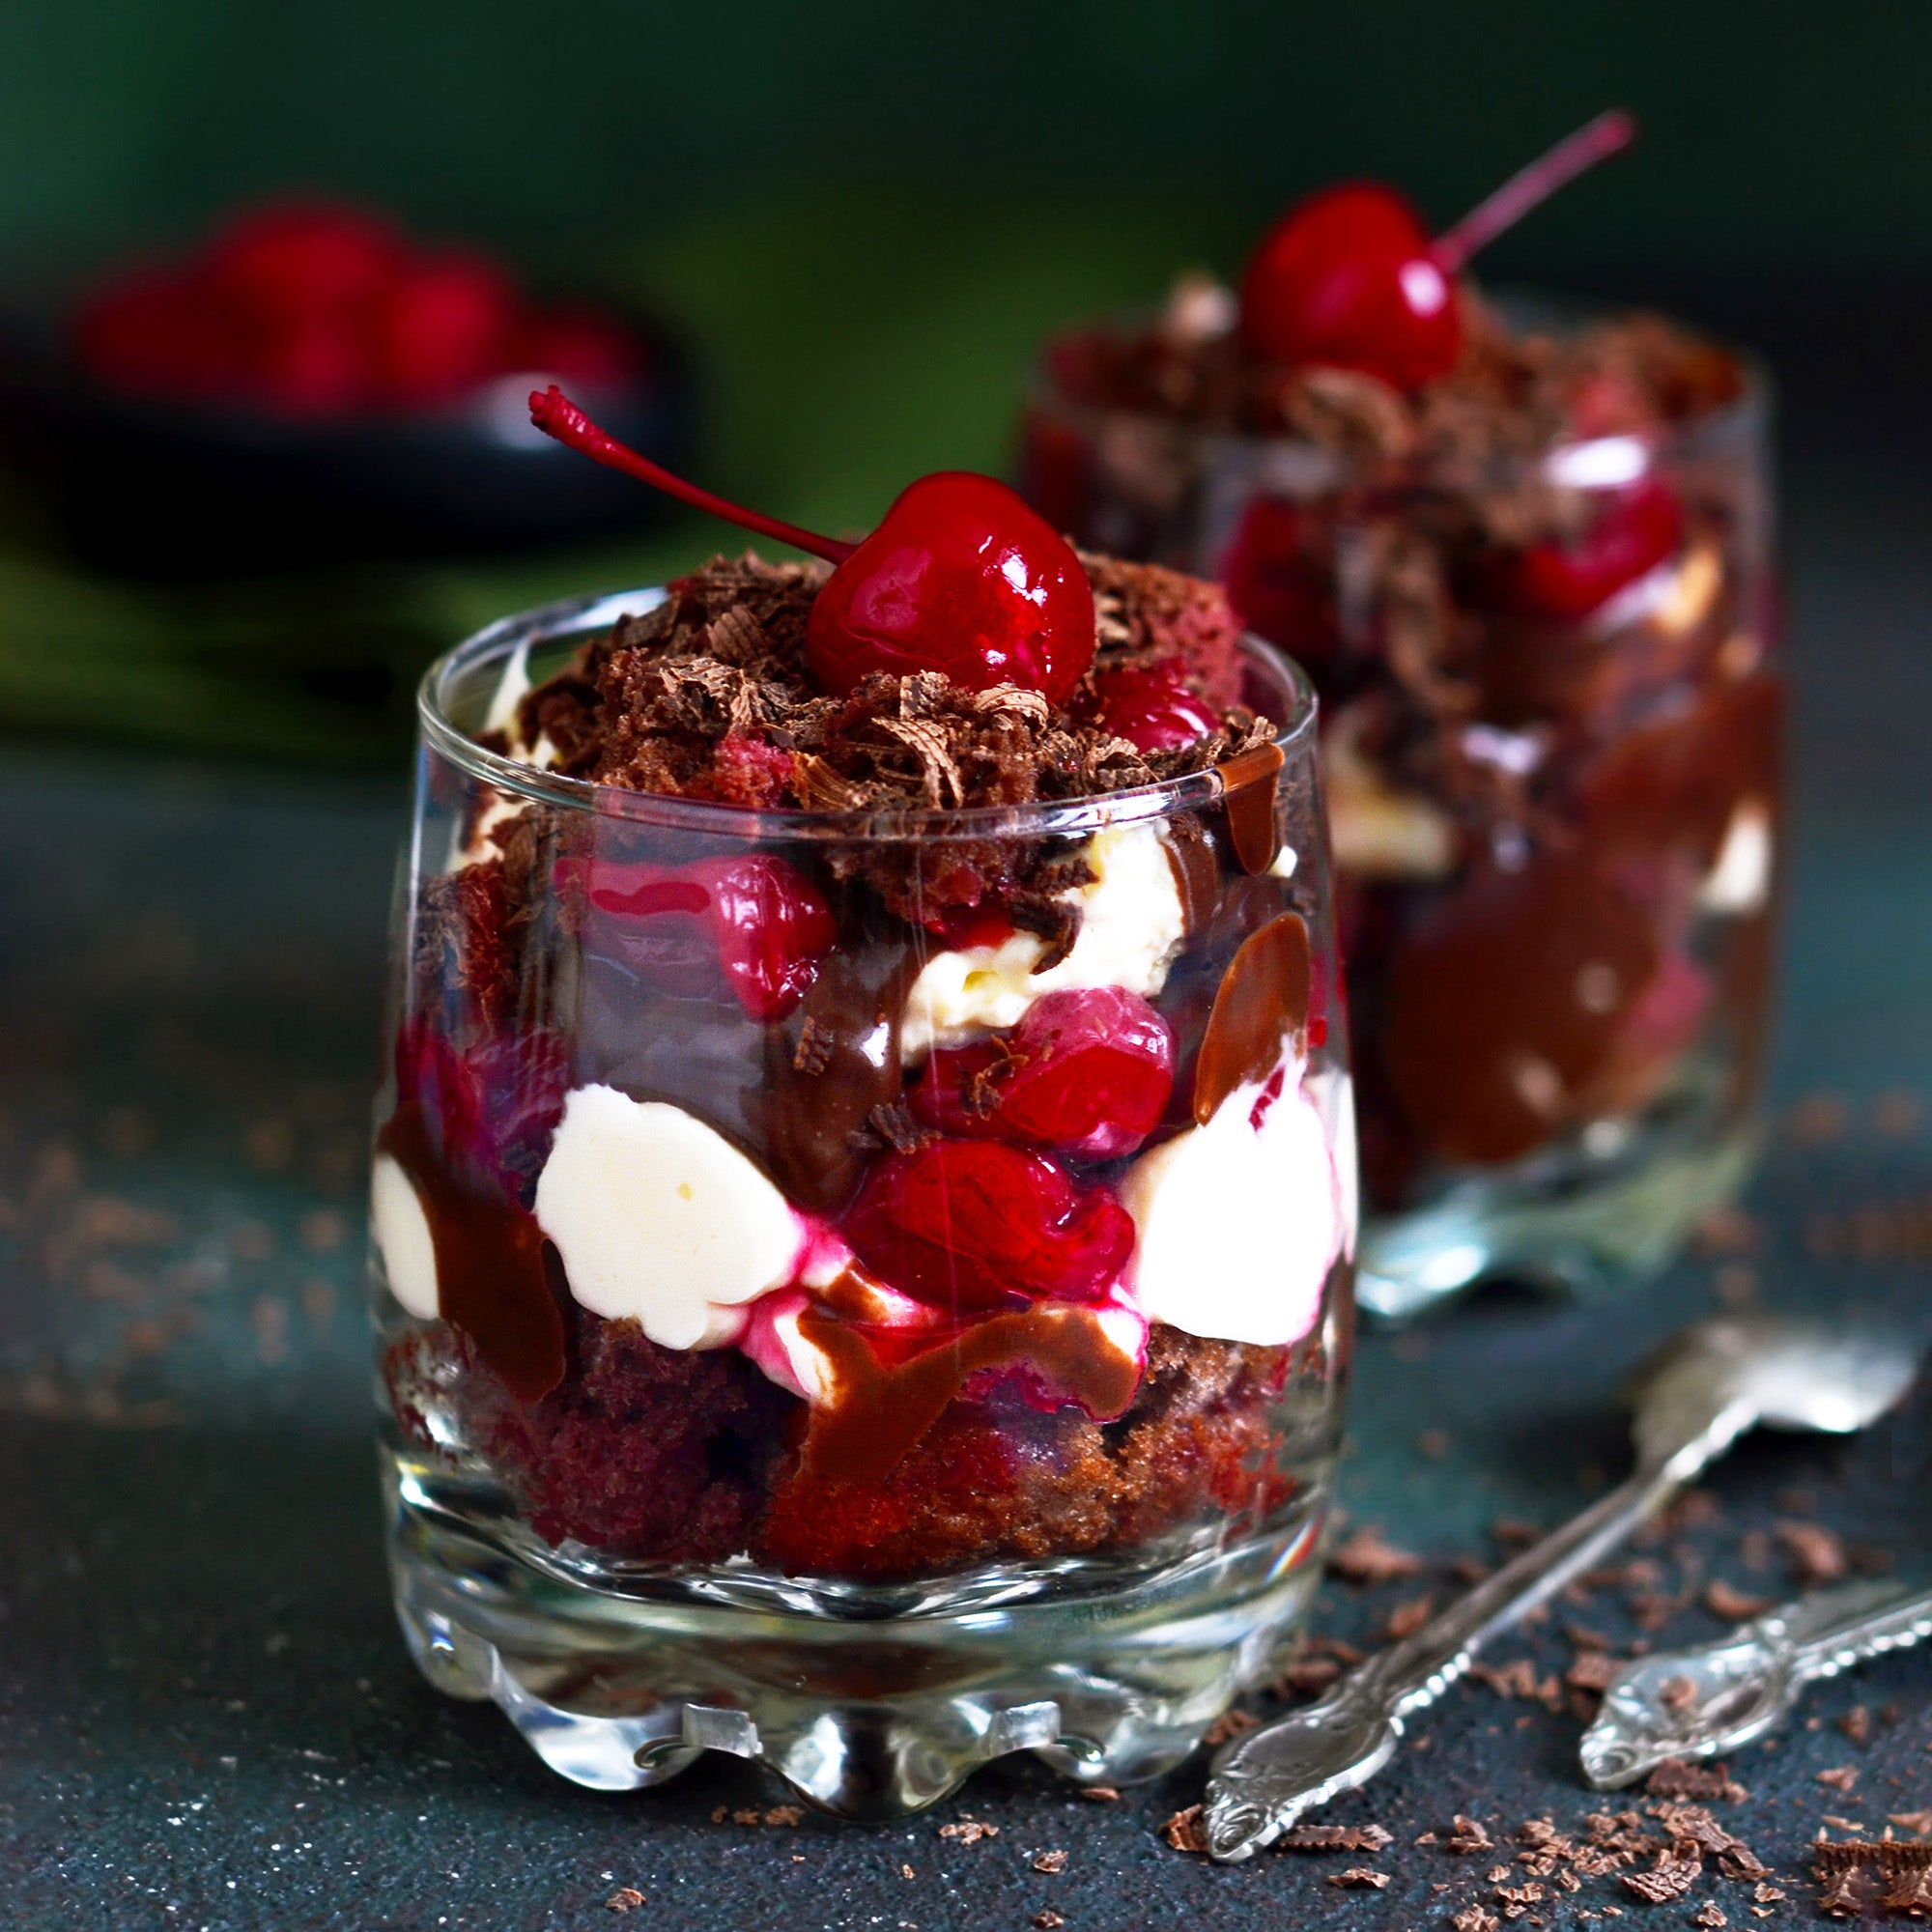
[1193,913,1312,1123]
[1217,742,1286,875]
[377,1104,566,1403]
[796,1272,1141,1485]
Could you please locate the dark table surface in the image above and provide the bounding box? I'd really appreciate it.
[5,284,1932,1930]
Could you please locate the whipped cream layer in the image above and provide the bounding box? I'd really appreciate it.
[900,822,1187,1060]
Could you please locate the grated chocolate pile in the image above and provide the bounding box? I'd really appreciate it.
[507,551,1268,812]
[1048,286,1745,465]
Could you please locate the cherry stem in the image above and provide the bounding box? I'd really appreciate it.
[1432,109,1637,275]
[527,385,857,564]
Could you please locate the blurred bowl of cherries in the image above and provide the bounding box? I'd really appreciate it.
[0,199,696,575]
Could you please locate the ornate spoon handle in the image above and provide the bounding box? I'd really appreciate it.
[1581,1577,1932,1789]
[1206,1406,1747,1861]
[1786,1577,1932,1678]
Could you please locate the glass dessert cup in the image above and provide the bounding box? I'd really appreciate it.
[1021,302,1781,1321]
[373,588,1354,1817]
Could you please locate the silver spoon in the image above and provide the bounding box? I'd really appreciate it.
[1580,1575,1932,1788]
[1204,1316,1918,1861]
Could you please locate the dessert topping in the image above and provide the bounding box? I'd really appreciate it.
[530,389,1097,701]
[1238,109,1636,393]
[841,1137,1136,1313]
[805,471,1097,703]
[1087,664,1223,751]
[533,1086,803,1350]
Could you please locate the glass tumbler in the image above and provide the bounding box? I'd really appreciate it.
[372,587,1355,1817]
[1021,307,1780,1320]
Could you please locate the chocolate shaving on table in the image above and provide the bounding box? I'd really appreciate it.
[937,1819,999,1844]
[1443,1816,1495,1855]
[1816,1765,1859,1792]
[1201,1707,1260,1747]
[1160,1805,1208,1854]
[1326,1867,1390,1889]
[1620,1840,1703,1903]
[1776,1519,1848,1584]
[1565,1649,1617,1694]
[1326,1523,1426,1583]
[1277,1824,1394,1854]
[1704,1579,1773,1621]
[1837,1703,1872,1746]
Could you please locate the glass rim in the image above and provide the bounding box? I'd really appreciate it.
[417,582,1320,843]
[1029,286,1772,478]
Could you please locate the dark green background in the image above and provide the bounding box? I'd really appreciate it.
[4,0,1928,279]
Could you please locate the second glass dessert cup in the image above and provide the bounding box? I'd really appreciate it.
[1022,302,1782,1320]
[373,589,1354,1816]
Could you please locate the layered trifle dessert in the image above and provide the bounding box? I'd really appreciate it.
[372,404,1353,1811]
[1019,115,1781,1313]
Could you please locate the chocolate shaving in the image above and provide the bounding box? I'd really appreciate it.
[1444,1816,1496,1855]
[938,1819,999,1844]
[1452,1909,1501,1932]
[1327,1524,1425,1583]
[1704,1579,1773,1622]
[1278,1824,1394,1854]
[1816,1765,1859,1793]
[1326,1868,1390,1889]
[1620,1841,1702,1902]
[1202,1707,1260,1747]
[1031,1849,1067,1874]
[1776,1520,1847,1585]
[1160,1805,1208,1854]
[1565,1650,1617,1694]
[791,1016,835,1076]
[854,1102,935,1154]
[1006,890,1083,973]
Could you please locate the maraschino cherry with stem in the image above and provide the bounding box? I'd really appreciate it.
[1239,108,1637,392]
[528,386,1097,703]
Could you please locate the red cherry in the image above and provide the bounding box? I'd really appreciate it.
[910,987,1176,1159]
[1087,666,1221,752]
[202,201,407,326]
[527,389,1096,703]
[584,852,835,1022]
[1240,183,1460,391]
[374,249,520,404]
[803,472,1095,701]
[1491,481,1684,621]
[1238,110,1636,394]
[842,1139,1136,1312]
[688,854,837,1022]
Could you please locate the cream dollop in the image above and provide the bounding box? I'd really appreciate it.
[900,822,1186,1059]
[370,1153,440,1320]
[1119,1063,1340,1348]
[534,1086,803,1350]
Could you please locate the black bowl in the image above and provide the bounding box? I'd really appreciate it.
[0,299,696,579]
